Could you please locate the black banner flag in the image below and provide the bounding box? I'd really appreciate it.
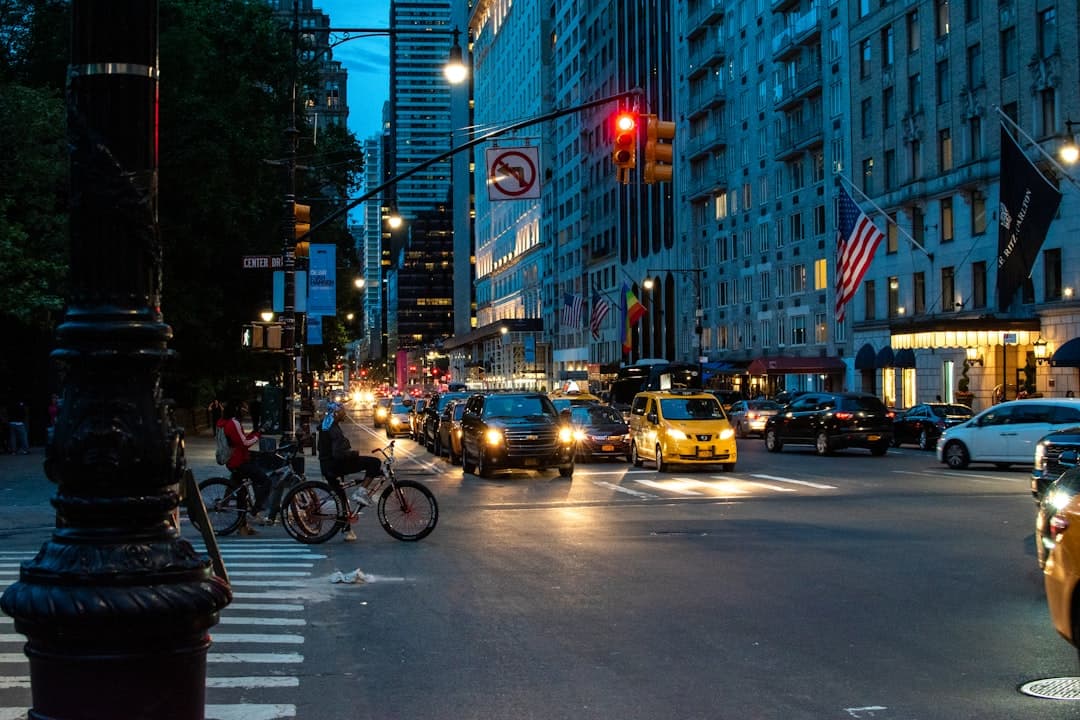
[997,124,1062,311]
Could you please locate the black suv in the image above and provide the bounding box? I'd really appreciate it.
[459,392,575,477]
[763,391,893,456]
[420,391,472,452]
[1032,426,1080,501]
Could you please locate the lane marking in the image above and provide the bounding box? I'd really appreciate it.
[750,473,836,489]
[592,481,657,499]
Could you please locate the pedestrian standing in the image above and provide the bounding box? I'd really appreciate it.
[249,397,263,434]
[207,398,224,432]
[8,400,29,455]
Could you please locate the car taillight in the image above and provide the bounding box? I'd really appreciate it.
[886,411,896,419]
[834,411,854,421]
[747,412,759,420]
[1050,513,1071,541]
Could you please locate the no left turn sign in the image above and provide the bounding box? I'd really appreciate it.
[486,146,541,201]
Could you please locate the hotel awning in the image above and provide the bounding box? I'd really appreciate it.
[854,343,876,370]
[875,346,895,368]
[1051,337,1080,368]
[894,348,916,368]
[747,356,847,375]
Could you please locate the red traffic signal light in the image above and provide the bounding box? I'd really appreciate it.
[612,112,638,184]
[643,115,676,184]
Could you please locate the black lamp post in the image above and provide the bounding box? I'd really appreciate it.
[644,268,705,362]
[0,1,231,717]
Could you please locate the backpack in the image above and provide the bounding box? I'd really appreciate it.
[214,425,231,465]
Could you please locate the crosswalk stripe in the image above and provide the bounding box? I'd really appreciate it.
[592,481,657,499]
[0,655,27,663]
[231,591,313,600]
[740,480,797,492]
[228,580,310,588]
[218,562,314,568]
[750,473,836,489]
[0,678,28,690]
[634,478,705,495]
[0,708,29,719]
[227,603,304,612]
[208,653,303,664]
[218,617,306,627]
[206,677,299,688]
[211,634,303,644]
[205,703,296,719]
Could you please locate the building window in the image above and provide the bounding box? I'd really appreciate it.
[938,128,952,171]
[758,223,771,252]
[887,212,899,253]
[942,266,955,311]
[884,149,896,189]
[760,319,772,348]
[936,61,950,105]
[1045,248,1063,300]
[814,204,826,236]
[861,98,873,138]
[815,312,828,344]
[776,266,787,296]
[792,316,807,345]
[936,0,950,36]
[883,86,895,128]
[814,258,828,290]
[972,261,987,308]
[1041,88,1056,137]
[908,73,921,113]
[859,0,871,17]
[965,0,979,22]
[888,276,901,317]
[860,38,872,79]
[912,205,925,247]
[1039,7,1057,59]
[715,193,728,220]
[971,190,986,234]
[909,139,922,179]
[907,10,920,53]
[862,157,874,194]
[966,43,982,88]
[913,271,926,314]
[864,279,877,320]
[968,116,982,159]
[941,197,954,242]
[881,26,894,68]
[1001,26,1017,77]
[759,271,771,300]
[790,211,804,242]
[777,316,786,346]
[792,264,807,292]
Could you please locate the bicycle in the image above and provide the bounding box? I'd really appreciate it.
[280,440,438,544]
[195,442,309,538]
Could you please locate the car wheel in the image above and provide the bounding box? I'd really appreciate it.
[815,431,831,456]
[891,434,902,448]
[461,444,476,475]
[943,441,970,469]
[734,422,744,439]
[765,428,783,453]
[869,441,889,457]
[918,430,932,451]
[476,447,492,478]
[434,436,443,457]
[449,444,462,466]
[558,462,574,478]
[721,462,735,472]
[656,444,670,473]
[630,442,644,467]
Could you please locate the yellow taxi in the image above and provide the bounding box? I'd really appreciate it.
[1043,486,1080,651]
[549,380,602,413]
[627,389,736,472]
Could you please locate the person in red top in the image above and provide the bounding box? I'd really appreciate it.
[217,400,271,534]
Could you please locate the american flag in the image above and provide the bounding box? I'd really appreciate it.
[562,293,584,328]
[835,185,885,323]
[590,292,611,339]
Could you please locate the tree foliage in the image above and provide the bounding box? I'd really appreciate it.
[0,0,364,409]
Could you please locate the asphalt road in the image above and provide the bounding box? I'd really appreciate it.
[0,418,1078,719]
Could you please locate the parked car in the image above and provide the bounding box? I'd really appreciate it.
[459,392,575,478]
[706,389,743,413]
[728,399,782,438]
[936,398,1080,470]
[436,400,467,464]
[373,396,394,429]
[384,401,414,439]
[763,392,893,456]
[1041,479,1080,657]
[891,402,974,450]
[773,390,810,406]
[421,391,472,452]
[1033,423,1080,501]
[627,389,737,472]
[568,403,629,461]
[408,397,429,439]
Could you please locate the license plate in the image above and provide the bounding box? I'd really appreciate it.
[524,458,538,466]
[601,444,615,452]
[698,448,713,457]
[867,435,880,442]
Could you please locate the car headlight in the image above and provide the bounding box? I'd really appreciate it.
[1047,487,1075,514]
[718,428,735,441]
[559,427,574,444]
[390,417,401,426]
[666,427,688,440]
[1034,442,1047,468]
[375,408,388,418]
[484,428,504,446]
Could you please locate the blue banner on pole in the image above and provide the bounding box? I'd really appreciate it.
[524,335,535,364]
[307,314,323,346]
[308,245,336,316]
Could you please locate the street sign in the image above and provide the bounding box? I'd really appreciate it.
[242,255,283,269]
[486,147,541,201]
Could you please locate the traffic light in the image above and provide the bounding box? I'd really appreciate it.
[643,115,676,184]
[612,112,638,184]
[294,202,311,258]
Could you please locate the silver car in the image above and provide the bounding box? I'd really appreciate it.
[728,399,782,438]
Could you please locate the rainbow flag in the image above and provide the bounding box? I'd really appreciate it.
[620,283,647,354]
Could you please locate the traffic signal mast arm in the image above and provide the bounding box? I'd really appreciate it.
[299,88,647,241]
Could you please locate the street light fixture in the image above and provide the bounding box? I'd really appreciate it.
[1034,336,1051,365]
[965,346,984,367]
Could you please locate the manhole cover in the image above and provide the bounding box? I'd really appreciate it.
[1020,677,1080,700]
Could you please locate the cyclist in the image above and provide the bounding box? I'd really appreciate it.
[217,399,272,536]
[319,402,385,542]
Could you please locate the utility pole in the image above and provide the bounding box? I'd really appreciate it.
[280,0,302,442]
[0,1,231,716]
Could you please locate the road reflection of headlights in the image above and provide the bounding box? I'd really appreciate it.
[666,428,688,440]
[484,428,504,446]
[1047,487,1075,514]
[559,427,574,444]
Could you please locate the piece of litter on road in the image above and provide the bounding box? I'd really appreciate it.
[330,569,365,584]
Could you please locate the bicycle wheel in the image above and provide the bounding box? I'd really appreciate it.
[376,479,438,541]
[281,480,344,544]
[197,477,246,536]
